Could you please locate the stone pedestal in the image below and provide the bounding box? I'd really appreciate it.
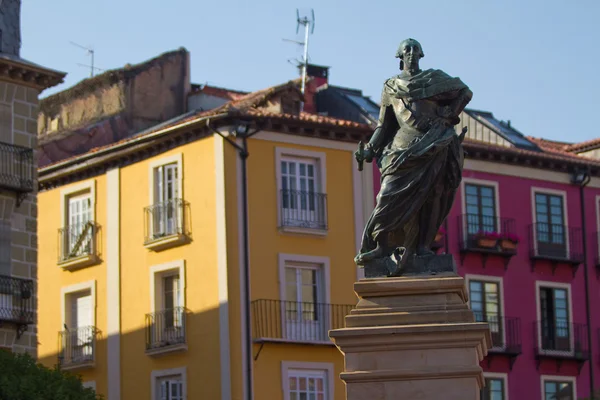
[329,271,491,400]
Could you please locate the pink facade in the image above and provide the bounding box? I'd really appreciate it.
[372,162,600,399]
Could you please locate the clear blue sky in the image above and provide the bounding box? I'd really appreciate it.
[22,0,599,143]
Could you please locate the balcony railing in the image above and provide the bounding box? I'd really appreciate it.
[145,307,186,352]
[58,221,99,264]
[144,199,189,244]
[473,312,522,355]
[0,275,34,326]
[251,299,352,343]
[533,321,589,364]
[280,190,327,230]
[58,326,98,369]
[457,214,517,268]
[529,223,584,271]
[0,141,34,194]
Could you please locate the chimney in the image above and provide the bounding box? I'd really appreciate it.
[300,64,329,113]
[0,0,21,56]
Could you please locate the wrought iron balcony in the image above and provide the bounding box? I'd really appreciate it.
[58,326,98,369]
[529,223,583,275]
[457,214,518,268]
[58,221,99,268]
[473,312,522,369]
[144,199,190,249]
[0,141,34,203]
[0,275,34,337]
[533,321,589,372]
[145,307,187,354]
[251,299,352,343]
[280,190,328,231]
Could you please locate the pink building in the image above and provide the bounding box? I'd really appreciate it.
[369,113,600,400]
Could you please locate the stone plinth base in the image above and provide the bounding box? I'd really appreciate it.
[329,270,491,400]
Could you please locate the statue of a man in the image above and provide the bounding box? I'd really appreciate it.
[355,38,472,274]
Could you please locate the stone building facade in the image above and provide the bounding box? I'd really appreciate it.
[0,1,65,355]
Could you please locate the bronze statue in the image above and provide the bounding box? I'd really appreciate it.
[355,38,472,276]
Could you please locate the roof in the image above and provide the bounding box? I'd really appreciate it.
[190,84,248,100]
[464,109,539,150]
[564,137,600,153]
[0,52,66,90]
[40,48,188,114]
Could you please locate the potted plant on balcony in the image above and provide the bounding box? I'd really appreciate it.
[474,231,501,249]
[499,233,520,251]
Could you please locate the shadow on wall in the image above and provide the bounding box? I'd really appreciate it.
[36,305,227,399]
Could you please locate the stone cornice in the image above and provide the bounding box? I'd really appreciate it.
[0,56,65,90]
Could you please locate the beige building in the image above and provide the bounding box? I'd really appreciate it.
[0,0,65,355]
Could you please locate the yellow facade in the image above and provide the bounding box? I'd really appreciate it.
[37,121,371,400]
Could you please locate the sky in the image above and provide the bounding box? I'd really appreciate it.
[21,0,600,143]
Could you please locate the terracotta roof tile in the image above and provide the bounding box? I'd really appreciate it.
[564,137,600,153]
[191,84,248,100]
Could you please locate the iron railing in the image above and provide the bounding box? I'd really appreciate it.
[58,221,99,263]
[529,223,583,263]
[0,275,34,324]
[145,307,186,351]
[0,141,33,193]
[280,190,328,230]
[144,199,189,243]
[251,299,352,343]
[457,214,517,251]
[473,312,521,355]
[533,321,589,360]
[58,326,98,368]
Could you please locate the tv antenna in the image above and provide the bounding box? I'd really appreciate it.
[282,9,315,111]
[69,41,101,77]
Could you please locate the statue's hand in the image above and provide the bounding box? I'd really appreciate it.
[355,144,375,163]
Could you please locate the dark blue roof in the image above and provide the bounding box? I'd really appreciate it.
[464,109,540,150]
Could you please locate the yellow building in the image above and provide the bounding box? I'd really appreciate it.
[37,80,375,399]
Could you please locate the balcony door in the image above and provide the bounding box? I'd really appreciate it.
[280,158,320,228]
[283,264,326,341]
[469,280,503,347]
[67,193,92,257]
[162,274,182,342]
[68,291,93,362]
[464,184,497,241]
[154,163,179,237]
[540,287,570,352]
[535,193,566,258]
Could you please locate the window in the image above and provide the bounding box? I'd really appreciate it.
[60,281,96,367]
[0,220,10,275]
[480,377,506,400]
[276,148,327,233]
[152,163,180,237]
[540,286,570,352]
[282,362,333,400]
[543,379,574,400]
[157,375,184,400]
[148,261,186,352]
[464,183,497,235]
[279,254,330,342]
[151,367,186,400]
[469,279,502,347]
[534,192,566,258]
[59,181,96,267]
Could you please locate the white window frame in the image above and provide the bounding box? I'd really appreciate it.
[540,375,576,400]
[530,187,569,258]
[278,254,331,343]
[482,372,509,400]
[61,280,96,329]
[150,260,186,313]
[281,361,334,400]
[59,180,97,267]
[82,381,96,391]
[535,281,574,357]
[151,367,187,400]
[275,147,327,235]
[465,274,506,350]
[460,178,500,242]
[148,153,183,206]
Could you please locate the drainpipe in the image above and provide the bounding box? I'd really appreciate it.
[574,168,594,396]
[207,119,259,400]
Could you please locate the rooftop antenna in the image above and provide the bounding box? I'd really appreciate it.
[69,41,98,77]
[282,8,315,111]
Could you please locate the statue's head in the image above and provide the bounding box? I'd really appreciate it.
[395,38,424,71]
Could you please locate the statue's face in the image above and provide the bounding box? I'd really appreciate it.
[401,43,421,70]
